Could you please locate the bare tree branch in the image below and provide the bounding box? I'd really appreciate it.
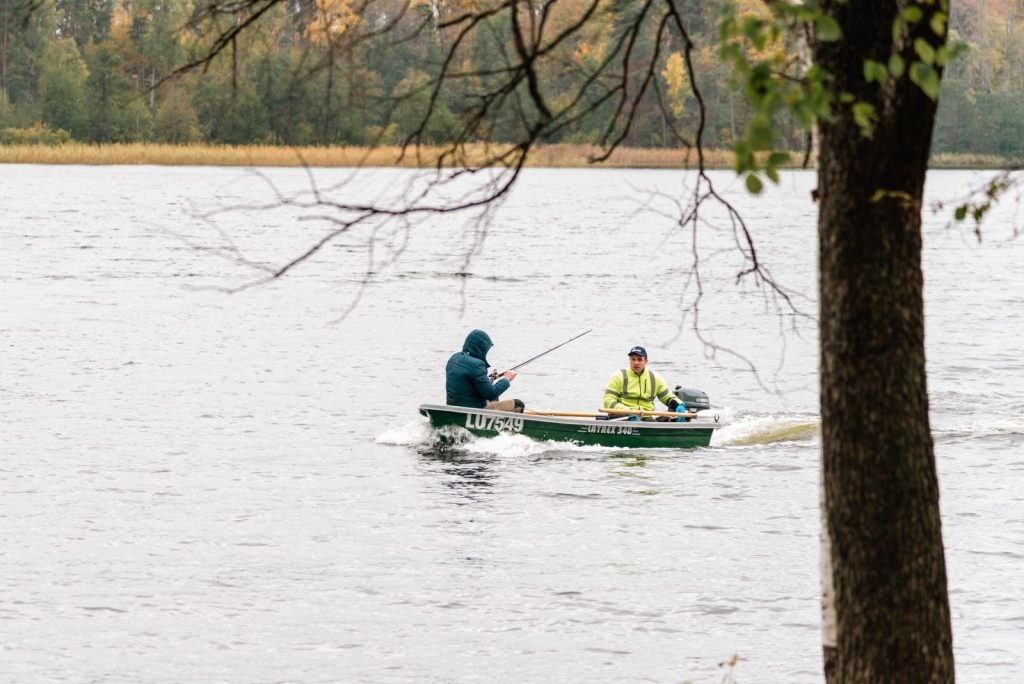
[178,0,807,375]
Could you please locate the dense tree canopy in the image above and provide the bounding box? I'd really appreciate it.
[0,0,1020,158]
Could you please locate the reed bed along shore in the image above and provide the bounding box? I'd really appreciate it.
[0,141,737,168]
[928,152,1017,169]
[0,141,1011,169]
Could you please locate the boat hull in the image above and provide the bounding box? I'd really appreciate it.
[419,404,716,449]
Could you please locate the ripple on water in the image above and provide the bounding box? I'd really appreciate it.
[3,166,1022,682]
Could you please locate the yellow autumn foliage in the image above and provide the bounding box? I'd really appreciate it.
[662,51,688,120]
[306,0,356,44]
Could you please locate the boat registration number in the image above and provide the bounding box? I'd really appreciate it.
[465,413,524,433]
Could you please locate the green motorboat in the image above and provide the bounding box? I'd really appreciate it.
[418,403,720,450]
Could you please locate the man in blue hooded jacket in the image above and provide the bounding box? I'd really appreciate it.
[446,329,524,412]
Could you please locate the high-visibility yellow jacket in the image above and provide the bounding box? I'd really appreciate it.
[603,368,677,412]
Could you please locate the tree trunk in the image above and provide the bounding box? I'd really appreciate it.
[0,15,8,90]
[813,2,954,681]
[324,43,334,143]
[821,467,838,683]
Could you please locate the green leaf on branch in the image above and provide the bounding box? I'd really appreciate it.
[852,101,877,137]
[930,12,947,36]
[888,54,906,78]
[740,17,767,50]
[946,39,969,62]
[909,61,941,99]
[747,113,777,150]
[732,141,754,173]
[864,59,888,84]
[871,189,913,203]
[815,15,842,41]
[745,173,764,194]
[901,6,924,23]
[914,38,936,65]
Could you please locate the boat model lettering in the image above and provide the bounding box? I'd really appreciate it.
[581,424,636,435]
[464,413,524,433]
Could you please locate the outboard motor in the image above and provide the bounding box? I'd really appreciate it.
[673,386,710,412]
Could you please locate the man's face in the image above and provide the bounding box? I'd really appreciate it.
[629,354,647,374]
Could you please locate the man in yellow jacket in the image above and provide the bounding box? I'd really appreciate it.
[603,346,685,417]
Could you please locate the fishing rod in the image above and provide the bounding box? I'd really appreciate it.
[489,329,592,380]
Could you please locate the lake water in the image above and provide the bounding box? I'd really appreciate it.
[2,164,1022,682]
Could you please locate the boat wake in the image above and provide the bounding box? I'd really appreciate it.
[931,413,1024,438]
[703,409,1024,447]
[375,417,436,448]
[377,417,627,458]
[712,412,820,447]
[377,410,823,454]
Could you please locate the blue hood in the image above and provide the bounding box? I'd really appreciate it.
[462,329,493,366]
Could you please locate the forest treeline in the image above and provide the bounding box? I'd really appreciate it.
[0,0,1022,159]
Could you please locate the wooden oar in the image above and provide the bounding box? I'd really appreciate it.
[525,408,699,420]
[601,407,698,419]
[524,410,603,418]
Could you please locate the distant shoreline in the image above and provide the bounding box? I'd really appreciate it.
[0,142,1012,169]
